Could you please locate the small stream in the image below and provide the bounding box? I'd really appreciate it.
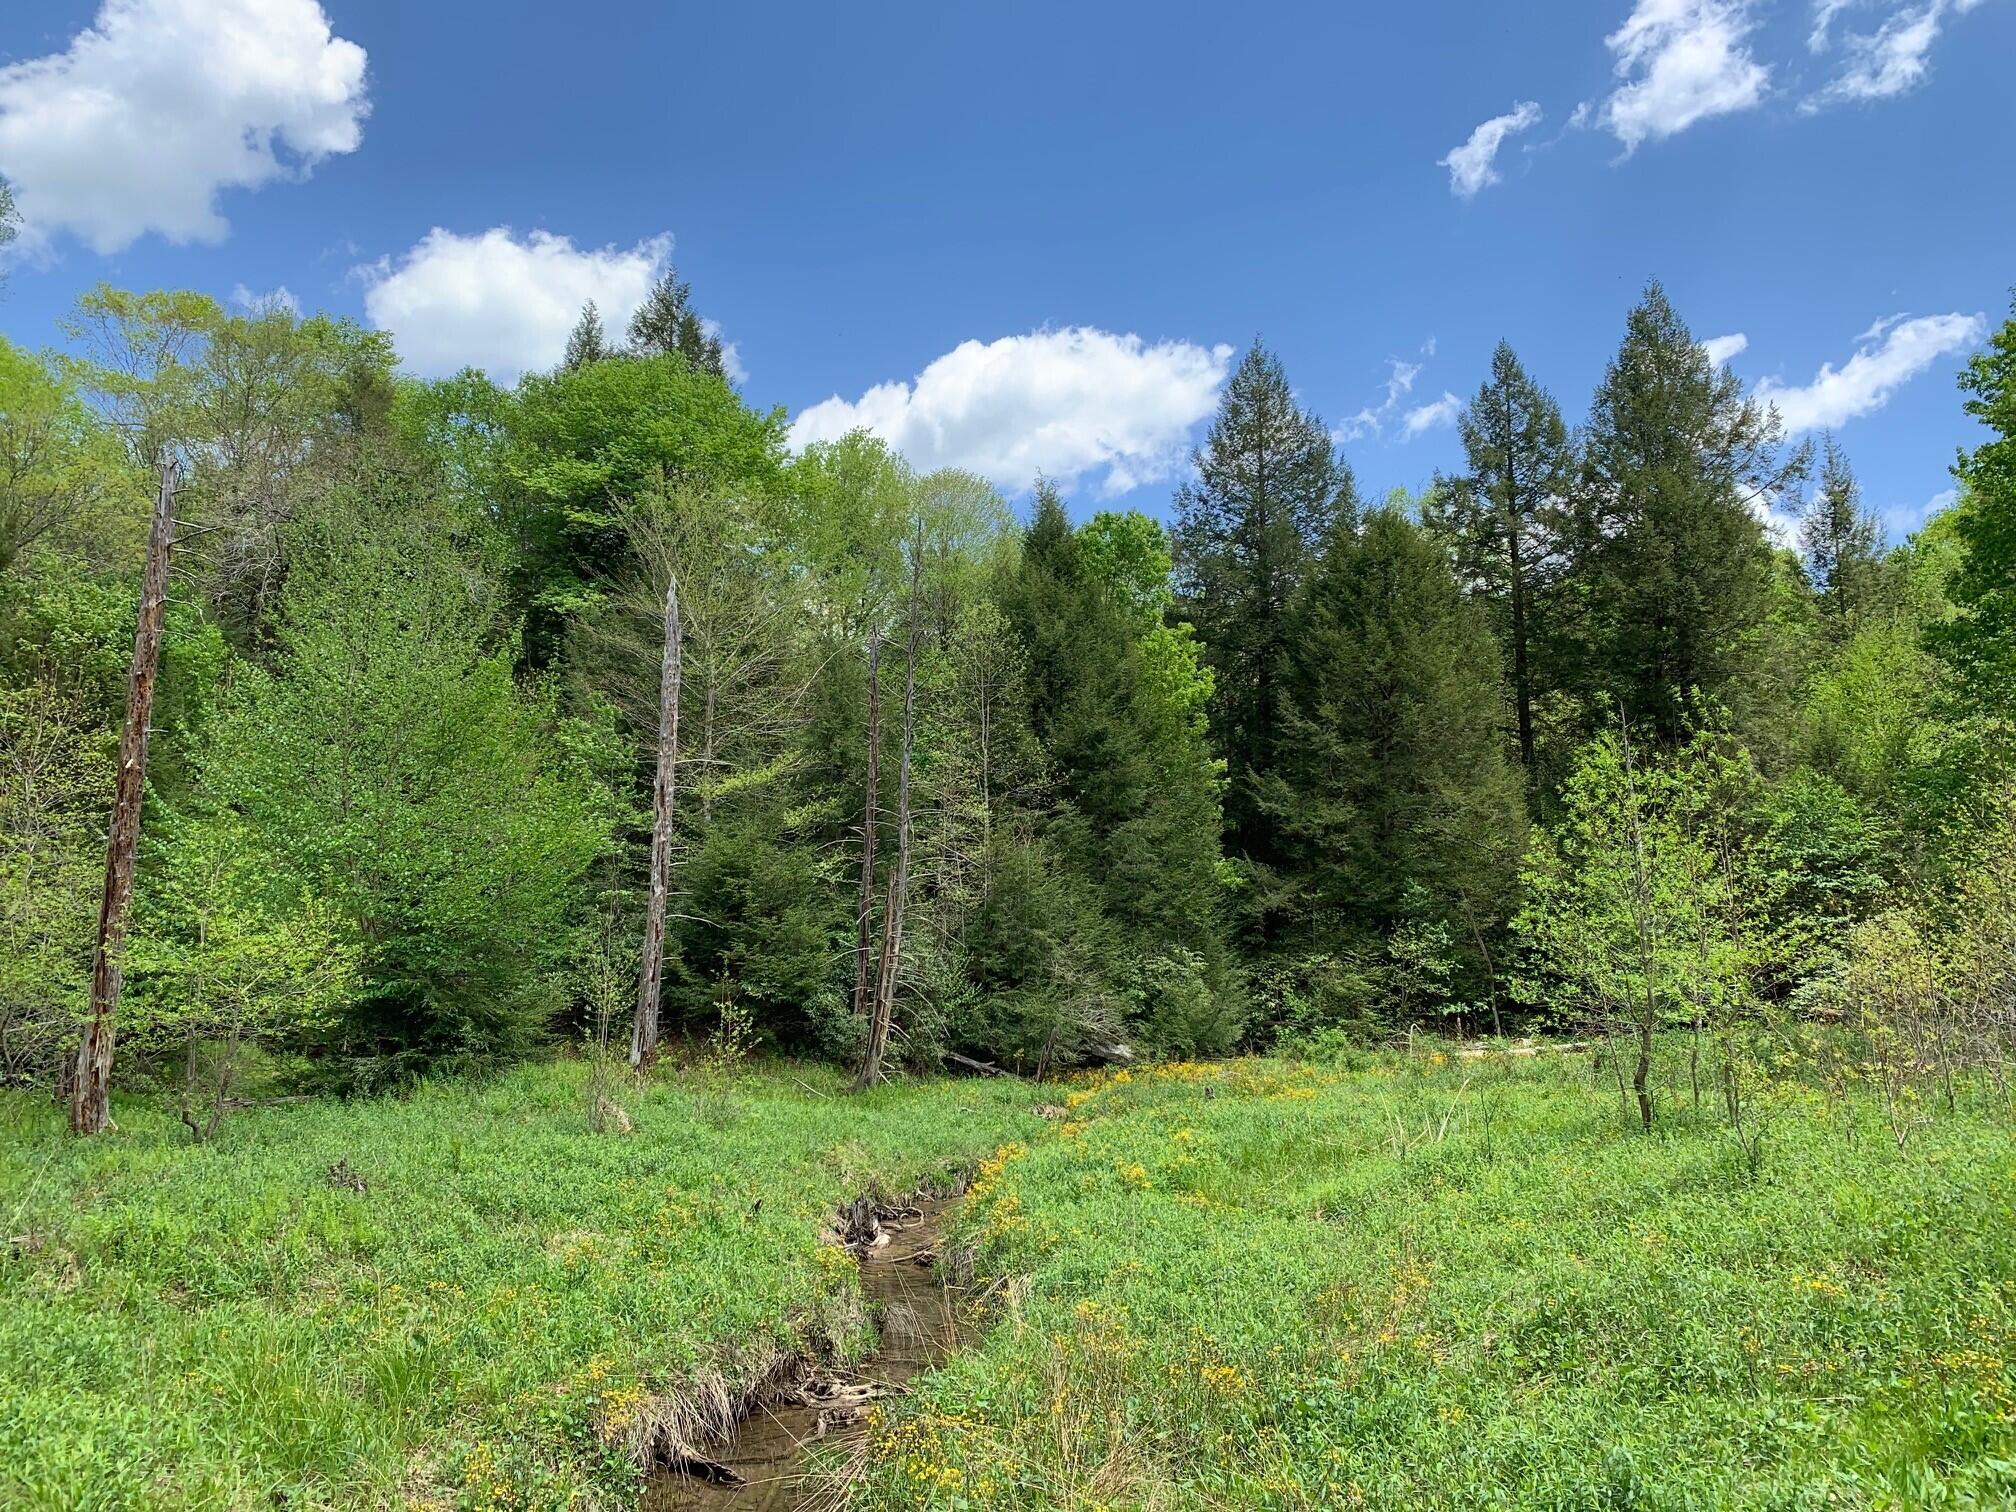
[641,1194,963,1511]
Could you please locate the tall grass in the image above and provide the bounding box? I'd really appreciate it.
[859,1050,2016,1508]
[0,1061,1041,1510]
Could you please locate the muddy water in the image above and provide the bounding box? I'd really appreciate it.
[641,1195,963,1511]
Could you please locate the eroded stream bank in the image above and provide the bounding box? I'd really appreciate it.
[642,1193,965,1511]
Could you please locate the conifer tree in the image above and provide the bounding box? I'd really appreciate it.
[561,301,609,372]
[1934,297,2016,714]
[628,267,728,379]
[994,484,1236,1049]
[1800,433,1884,640]
[1425,341,1574,774]
[1172,341,1354,865]
[1566,283,1795,742]
[1263,503,1526,979]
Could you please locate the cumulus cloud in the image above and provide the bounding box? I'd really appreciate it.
[1806,0,1987,108]
[357,227,672,380]
[1601,0,1771,150]
[789,328,1234,497]
[0,0,368,254]
[1701,332,1749,366]
[1754,311,1985,433]
[1402,392,1463,439]
[1437,101,1544,197]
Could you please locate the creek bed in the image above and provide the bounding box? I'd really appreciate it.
[642,1193,963,1510]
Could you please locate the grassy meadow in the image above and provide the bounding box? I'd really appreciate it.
[866,1051,2016,1510]
[5,1047,2014,1510]
[0,1062,1040,1511]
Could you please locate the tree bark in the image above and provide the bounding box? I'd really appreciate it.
[850,636,882,1020]
[631,572,682,1069]
[856,545,921,1090]
[72,459,177,1135]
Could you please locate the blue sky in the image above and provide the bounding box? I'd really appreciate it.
[2,0,2012,539]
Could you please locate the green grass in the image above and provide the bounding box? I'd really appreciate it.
[863,1053,2016,1510]
[0,1059,1042,1511]
[9,1051,2015,1511]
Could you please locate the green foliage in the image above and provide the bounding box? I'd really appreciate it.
[625,265,728,378]
[1800,434,1885,643]
[1514,722,1754,1049]
[1173,342,1356,864]
[0,336,137,575]
[1425,339,1576,776]
[498,353,787,662]
[1262,503,1527,1008]
[1934,295,2016,727]
[185,480,612,1082]
[1564,282,1796,742]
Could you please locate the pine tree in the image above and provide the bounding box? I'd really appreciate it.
[1424,341,1574,775]
[1566,283,1796,742]
[1800,433,1883,640]
[1263,503,1526,982]
[1935,296,2016,714]
[628,267,728,380]
[994,484,1237,1051]
[561,301,609,372]
[1172,341,1354,867]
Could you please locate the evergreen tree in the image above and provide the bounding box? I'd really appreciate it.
[1800,433,1884,640]
[1424,341,1574,775]
[1172,341,1354,866]
[1566,283,1796,742]
[628,266,728,379]
[1934,296,2016,715]
[1263,503,1526,986]
[561,301,609,372]
[995,484,1238,1052]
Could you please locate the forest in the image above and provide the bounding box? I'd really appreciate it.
[6,266,2014,1110]
[5,207,2016,1508]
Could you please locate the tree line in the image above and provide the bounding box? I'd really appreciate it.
[2,265,2013,1133]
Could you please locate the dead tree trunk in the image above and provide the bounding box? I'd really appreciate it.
[631,572,682,1069]
[1618,714,1659,1135]
[850,636,882,1021]
[856,547,922,1090]
[72,460,177,1136]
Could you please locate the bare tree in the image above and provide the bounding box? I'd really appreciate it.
[856,531,923,1090]
[72,459,177,1135]
[631,571,682,1069]
[851,635,882,1020]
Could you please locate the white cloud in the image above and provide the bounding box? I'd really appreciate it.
[700,319,749,386]
[1338,347,1440,442]
[231,283,301,317]
[1437,101,1543,197]
[1884,485,1955,538]
[1754,311,1985,433]
[1809,0,1864,48]
[0,0,368,254]
[1402,392,1462,439]
[1806,0,1985,108]
[1601,0,1771,151]
[357,227,672,380]
[1701,332,1749,366]
[789,328,1234,497]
